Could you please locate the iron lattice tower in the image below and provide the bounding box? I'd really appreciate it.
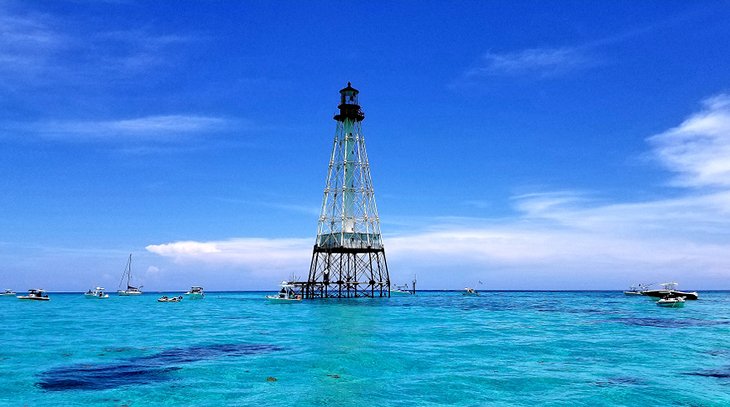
[303,83,390,298]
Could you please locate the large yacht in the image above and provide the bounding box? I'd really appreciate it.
[642,282,698,300]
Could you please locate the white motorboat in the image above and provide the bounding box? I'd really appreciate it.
[642,282,698,300]
[657,296,686,308]
[184,286,205,299]
[391,275,417,295]
[266,282,302,302]
[391,283,413,295]
[158,295,183,303]
[1,289,16,297]
[84,287,109,299]
[463,287,478,296]
[623,283,648,296]
[117,254,143,296]
[17,289,50,301]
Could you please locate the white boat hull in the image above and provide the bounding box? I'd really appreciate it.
[118,291,143,296]
[266,295,301,303]
[184,293,205,299]
[158,296,183,302]
[17,296,50,301]
[657,299,686,308]
[85,294,109,299]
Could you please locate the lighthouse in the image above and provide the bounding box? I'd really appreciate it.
[302,83,390,298]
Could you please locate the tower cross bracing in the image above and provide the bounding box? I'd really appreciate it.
[300,82,390,299]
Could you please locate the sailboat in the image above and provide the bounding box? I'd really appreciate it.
[117,254,143,296]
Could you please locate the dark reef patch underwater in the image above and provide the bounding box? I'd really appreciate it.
[609,317,730,328]
[37,343,283,391]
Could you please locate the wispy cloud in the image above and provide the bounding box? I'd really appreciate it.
[215,197,320,217]
[92,30,195,73]
[0,4,196,84]
[649,94,730,188]
[11,115,234,143]
[0,8,66,76]
[455,10,710,85]
[463,47,594,79]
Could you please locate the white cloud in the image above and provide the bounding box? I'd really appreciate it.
[146,238,312,276]
[463,47,594,79]
[649,94,730,188]
[143,190,730,288]
[24,115,232,143]
[147,241,221,256]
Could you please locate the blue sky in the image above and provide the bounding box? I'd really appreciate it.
[2,0,730,291]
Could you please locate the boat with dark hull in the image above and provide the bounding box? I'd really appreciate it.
[642,282,698,300]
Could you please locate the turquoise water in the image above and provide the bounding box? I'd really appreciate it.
[2,291,730,406]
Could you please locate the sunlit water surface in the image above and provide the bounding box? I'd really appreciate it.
[2,291,729,406]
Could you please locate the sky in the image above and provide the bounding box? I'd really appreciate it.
[2,1,730,291]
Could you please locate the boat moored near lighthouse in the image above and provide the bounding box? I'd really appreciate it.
[185,286,205,299]
[117,254,143,296]
[266,282,302,302]
[642,282,698,300]
[84,287,109,299]
[17,289,50,301]
[1,289,16,297]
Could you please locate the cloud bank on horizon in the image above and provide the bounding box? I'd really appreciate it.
[147,94,730,289]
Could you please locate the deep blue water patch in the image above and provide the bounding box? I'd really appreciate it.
[686,368,730,379]
[593,376,647,387]
[609,317,730,328]
[102,346,136,353]
[37,343,283,391]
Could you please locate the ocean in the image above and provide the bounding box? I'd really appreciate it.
[1,291,729,406]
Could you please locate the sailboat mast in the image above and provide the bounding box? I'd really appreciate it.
[127,254,132,288]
